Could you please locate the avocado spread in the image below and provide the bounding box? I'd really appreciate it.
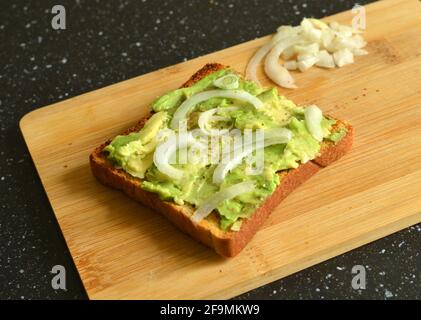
[104,69,344,230]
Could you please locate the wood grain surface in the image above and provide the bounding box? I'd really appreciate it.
[20,0,421,299]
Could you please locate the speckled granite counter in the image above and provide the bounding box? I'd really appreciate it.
[0,0,419,300]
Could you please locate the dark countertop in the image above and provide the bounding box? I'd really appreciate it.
[0,0,419,300]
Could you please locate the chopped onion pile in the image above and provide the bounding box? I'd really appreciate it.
[246,18,367,88]
[191,181,255,223]
[170,89,263,129]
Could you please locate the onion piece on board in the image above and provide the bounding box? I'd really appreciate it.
[264,36,301,89]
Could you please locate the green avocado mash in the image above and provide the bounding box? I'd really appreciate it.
[104,69,340,230]
[328,126,348,143]
[104,111,168,178]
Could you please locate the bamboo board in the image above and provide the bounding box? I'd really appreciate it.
[20,0,421,299]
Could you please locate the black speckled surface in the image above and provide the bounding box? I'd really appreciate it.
[0,0,419,300]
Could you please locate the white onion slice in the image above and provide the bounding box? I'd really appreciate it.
[153,132,201,180]
[191,181,255,223]
[213,128,293,184]
[198,107,238,136]
[264,36,301,89]
[246,27,300,85]
[170,90,263,129]
[304,105,323,142]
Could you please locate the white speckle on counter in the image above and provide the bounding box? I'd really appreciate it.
[61,58,67,64]
[385,289,393,298]
[398,241,405,247]
[380,249,386,254]
[336,266,345,271]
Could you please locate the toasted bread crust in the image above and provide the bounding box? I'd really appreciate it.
[90,63,354,257]
[314,121,354,167]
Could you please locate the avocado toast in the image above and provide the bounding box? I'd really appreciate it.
[90,63,353,257]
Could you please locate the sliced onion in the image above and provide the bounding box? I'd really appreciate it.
[213,74,239,90]
[304,105,323,142]
[170,90,263,129]
[246,27,300,85]
[191,181,255,223]
[198,107,238,136]
[264,36,301,89]
[153,132,201,180]
[213,128,293,184]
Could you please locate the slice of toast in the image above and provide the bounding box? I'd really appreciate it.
[90,63,353,257]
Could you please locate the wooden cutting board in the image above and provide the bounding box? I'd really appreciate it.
[20,0,421,299]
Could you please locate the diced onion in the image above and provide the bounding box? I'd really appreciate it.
[191,181,255,223]
[170,90,263,129]
[304,105,323,142]
[294,43,319,56]
[284,60,297,70]
[213,128,293,184]
[315,50,335,68]
[297,55,318,72]
[213,74,239,90]
[333,48,354,67]
[246,18,367,88]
